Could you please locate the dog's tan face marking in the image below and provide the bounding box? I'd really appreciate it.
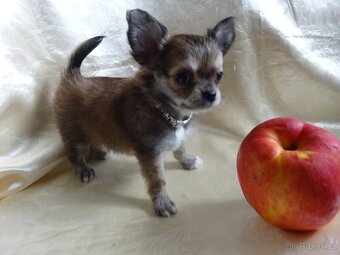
[168,67,195,97]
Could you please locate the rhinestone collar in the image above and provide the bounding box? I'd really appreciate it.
[152,101,193,129]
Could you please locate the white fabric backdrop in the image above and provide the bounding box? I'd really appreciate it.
[0,0,339,199]
[0,1,339,254]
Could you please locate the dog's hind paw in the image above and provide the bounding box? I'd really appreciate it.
[77,166,95,183]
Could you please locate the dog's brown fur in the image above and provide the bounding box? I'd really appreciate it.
[54,9,235,216]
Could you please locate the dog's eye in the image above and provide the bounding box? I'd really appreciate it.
[176,72,193,85]
[216,71,223,81]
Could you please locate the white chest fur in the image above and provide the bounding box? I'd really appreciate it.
[162,127,186,152]
[175,127,185,144]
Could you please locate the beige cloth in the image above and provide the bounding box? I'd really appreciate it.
[0,0,339,254]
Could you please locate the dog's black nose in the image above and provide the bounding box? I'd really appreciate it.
[202,90,216,103]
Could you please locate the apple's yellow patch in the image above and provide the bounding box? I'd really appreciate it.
[297,151,312,159]
[265,171,290,223]
[264,198,288,224]
[274,152,283,165]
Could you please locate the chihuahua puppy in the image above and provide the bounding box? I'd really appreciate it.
[54,9,235,216]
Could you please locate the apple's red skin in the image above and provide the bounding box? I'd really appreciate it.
[237,117,340,230]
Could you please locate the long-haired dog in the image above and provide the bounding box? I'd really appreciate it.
[54,9,235,216]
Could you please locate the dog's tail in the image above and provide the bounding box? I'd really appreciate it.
[67,36,106,74]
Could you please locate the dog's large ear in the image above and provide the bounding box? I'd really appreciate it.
[207,17,235,55]
[126,9,167,67]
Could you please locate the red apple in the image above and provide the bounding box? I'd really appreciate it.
[237,117,340,230]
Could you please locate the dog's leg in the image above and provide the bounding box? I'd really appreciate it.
[86,145,107,161]
[64,140,95,183]
[137,152,177,217]
[173,143,203,170]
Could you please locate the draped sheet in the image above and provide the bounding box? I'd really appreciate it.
[0,0,339,254]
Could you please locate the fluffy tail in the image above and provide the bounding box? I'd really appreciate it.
[67,36,106,74]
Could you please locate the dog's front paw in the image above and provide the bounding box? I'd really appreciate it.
[77,166,95,183]
[180,155,203,170]
[153,194,177,217]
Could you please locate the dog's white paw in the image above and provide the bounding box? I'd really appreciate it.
[180,155,203,170]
